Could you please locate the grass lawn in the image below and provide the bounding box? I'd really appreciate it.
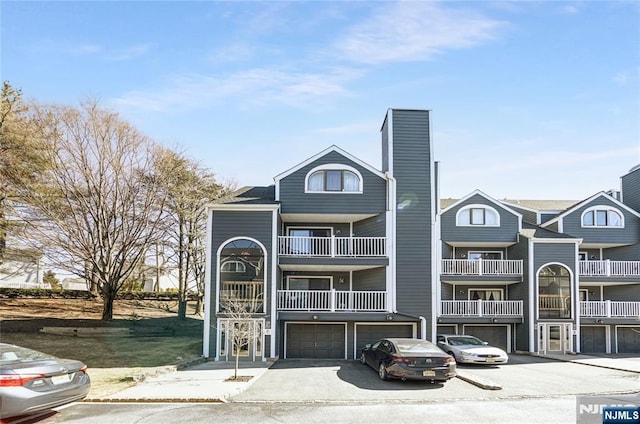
[1,299,206,398]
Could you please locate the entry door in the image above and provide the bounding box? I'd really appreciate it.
[220,319,263,361]
[538,323,573,354]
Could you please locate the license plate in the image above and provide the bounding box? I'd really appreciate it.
[486,358,495,363]
[51,374,72,385]
[422,370,436,377]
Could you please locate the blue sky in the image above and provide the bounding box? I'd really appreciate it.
[2,0,639,200]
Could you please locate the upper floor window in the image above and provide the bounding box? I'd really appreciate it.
[305,164,363,193]
[456,204,500,226]
[581,206,623,228]
[221,260,246,273]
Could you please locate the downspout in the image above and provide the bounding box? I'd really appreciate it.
[419,316,427,340]
[270,208,278,360]
[385,172,397,314]
[528,237,535,353]
[203,207,213,358]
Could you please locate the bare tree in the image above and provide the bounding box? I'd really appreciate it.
[218,291,263,379]
[153,149,228,319]
[0,81,49,262]
[20,100,168,320]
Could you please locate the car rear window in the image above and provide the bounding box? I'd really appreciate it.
[395,340,442,353]
[0,344,57,363]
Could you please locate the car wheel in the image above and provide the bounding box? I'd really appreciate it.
[360,352,366,365]
[378,363,388,380]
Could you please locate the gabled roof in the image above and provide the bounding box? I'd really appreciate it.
[521,221,579,240]
[273,145,385,183]
[212,186,277,205]
[500,199,579,213]
[440,189,523,220]
[541,191,640,228]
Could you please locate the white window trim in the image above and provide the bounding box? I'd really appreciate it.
[455,204,501,227]
[285,275,334,290]
[467,288,504,301]
[580,205,624,228]
[304,164,363,194]
[221,260,247,273]
[467,251,504,260]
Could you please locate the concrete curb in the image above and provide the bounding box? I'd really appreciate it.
[455,370,502,390]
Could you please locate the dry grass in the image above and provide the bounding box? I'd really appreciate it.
[0,297,205,398]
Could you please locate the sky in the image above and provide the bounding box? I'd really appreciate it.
[2,0,639,201]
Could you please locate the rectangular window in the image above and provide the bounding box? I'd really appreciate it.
[325,171,342,191]
[596,210,607,226]
[469,289,503,301]
[470,208,485,225]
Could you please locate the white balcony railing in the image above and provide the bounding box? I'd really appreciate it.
[580,301,640,318]
[441,259,523,276]
[277,289,387,312]
[440,300,523,317]
[278,236,387,257]
[579,260,640,277]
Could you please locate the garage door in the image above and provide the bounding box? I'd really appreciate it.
[617,327,640,353]
[286,323,345,359]
[462,325,509,351]
[580,326,606,353]
[355,324,414,356]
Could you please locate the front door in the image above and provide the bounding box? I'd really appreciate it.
[218,319,263,361]
[538,323,573,354]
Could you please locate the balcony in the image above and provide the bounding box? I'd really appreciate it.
[278,236,386,257]
[441,259,523,276]
[580,301,640,318]
[579,260,640,277]
[440,300,523,317]
[277,289,387,312]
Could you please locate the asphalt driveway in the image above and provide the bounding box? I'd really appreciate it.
[231,354,640,403]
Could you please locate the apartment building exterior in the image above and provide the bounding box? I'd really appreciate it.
[203,109,640,362]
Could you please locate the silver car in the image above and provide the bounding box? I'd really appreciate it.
[0,343,91,419]
[437,334,508,364]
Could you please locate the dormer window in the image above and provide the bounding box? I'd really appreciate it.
[456,204,500,226]
[305,164,362,193]
[581,206,623,228]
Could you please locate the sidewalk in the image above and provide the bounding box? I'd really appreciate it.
[92,360,273,403]
[537,353,640,373]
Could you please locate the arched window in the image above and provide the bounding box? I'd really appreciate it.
[218,239,264,313]
[456,204,500,226]
[538,264,571,319]
[305,164,362,193]
[221,260,246,273]
[581,206,624,228]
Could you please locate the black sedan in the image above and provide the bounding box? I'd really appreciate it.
[0,343,91,419]
[360,338,456,382]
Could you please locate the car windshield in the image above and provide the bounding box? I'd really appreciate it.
[0,344,57,363]
[448,336,484,346]
[395,340,442,353]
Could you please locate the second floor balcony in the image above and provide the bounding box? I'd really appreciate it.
[580,301,640,318]
[440,300,523,317]
[579,260,640,277]
[441,259,523,276]
[278,236,387,258]
[277,289,387,312]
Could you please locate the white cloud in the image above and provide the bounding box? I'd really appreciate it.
[112,66,362,112]
[335,1,507,64]
[107,43,152,61]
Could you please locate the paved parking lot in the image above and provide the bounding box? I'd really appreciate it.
[231,354,640,403]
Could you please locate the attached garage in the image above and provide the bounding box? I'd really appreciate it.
[616,326,640,353]
[580,326,607,353]
[285,323,346,359]
[354,324,415,359]
[462,325,510,351]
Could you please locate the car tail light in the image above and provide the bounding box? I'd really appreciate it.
[0,373,45,387]
[390,356,412,364]
[444,356,456,365]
